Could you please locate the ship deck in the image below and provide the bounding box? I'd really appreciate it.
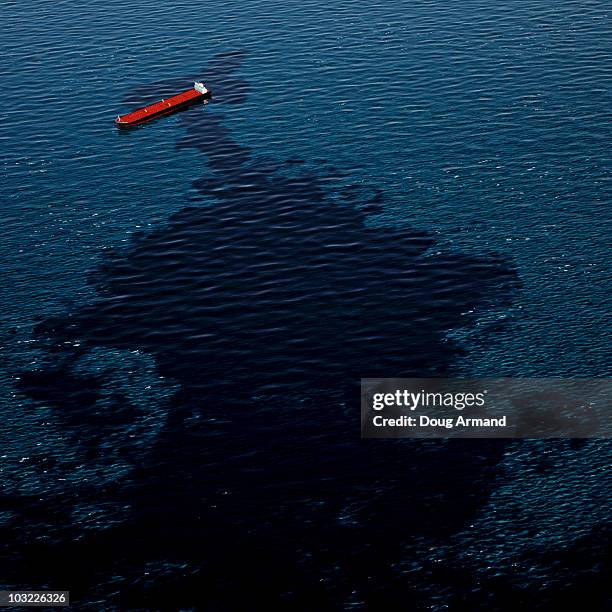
[117,88,204,125]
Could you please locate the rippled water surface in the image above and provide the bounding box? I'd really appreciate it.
[1,1,610,609]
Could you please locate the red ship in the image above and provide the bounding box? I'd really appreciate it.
[115,82,210,127]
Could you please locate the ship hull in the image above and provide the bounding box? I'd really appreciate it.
[115,88,210,127]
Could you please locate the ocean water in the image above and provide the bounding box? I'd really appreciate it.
[1,0,610,609]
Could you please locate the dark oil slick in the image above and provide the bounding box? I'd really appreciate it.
[3,51,608,611]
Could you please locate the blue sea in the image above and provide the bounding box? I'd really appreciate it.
[1,0,610,609]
